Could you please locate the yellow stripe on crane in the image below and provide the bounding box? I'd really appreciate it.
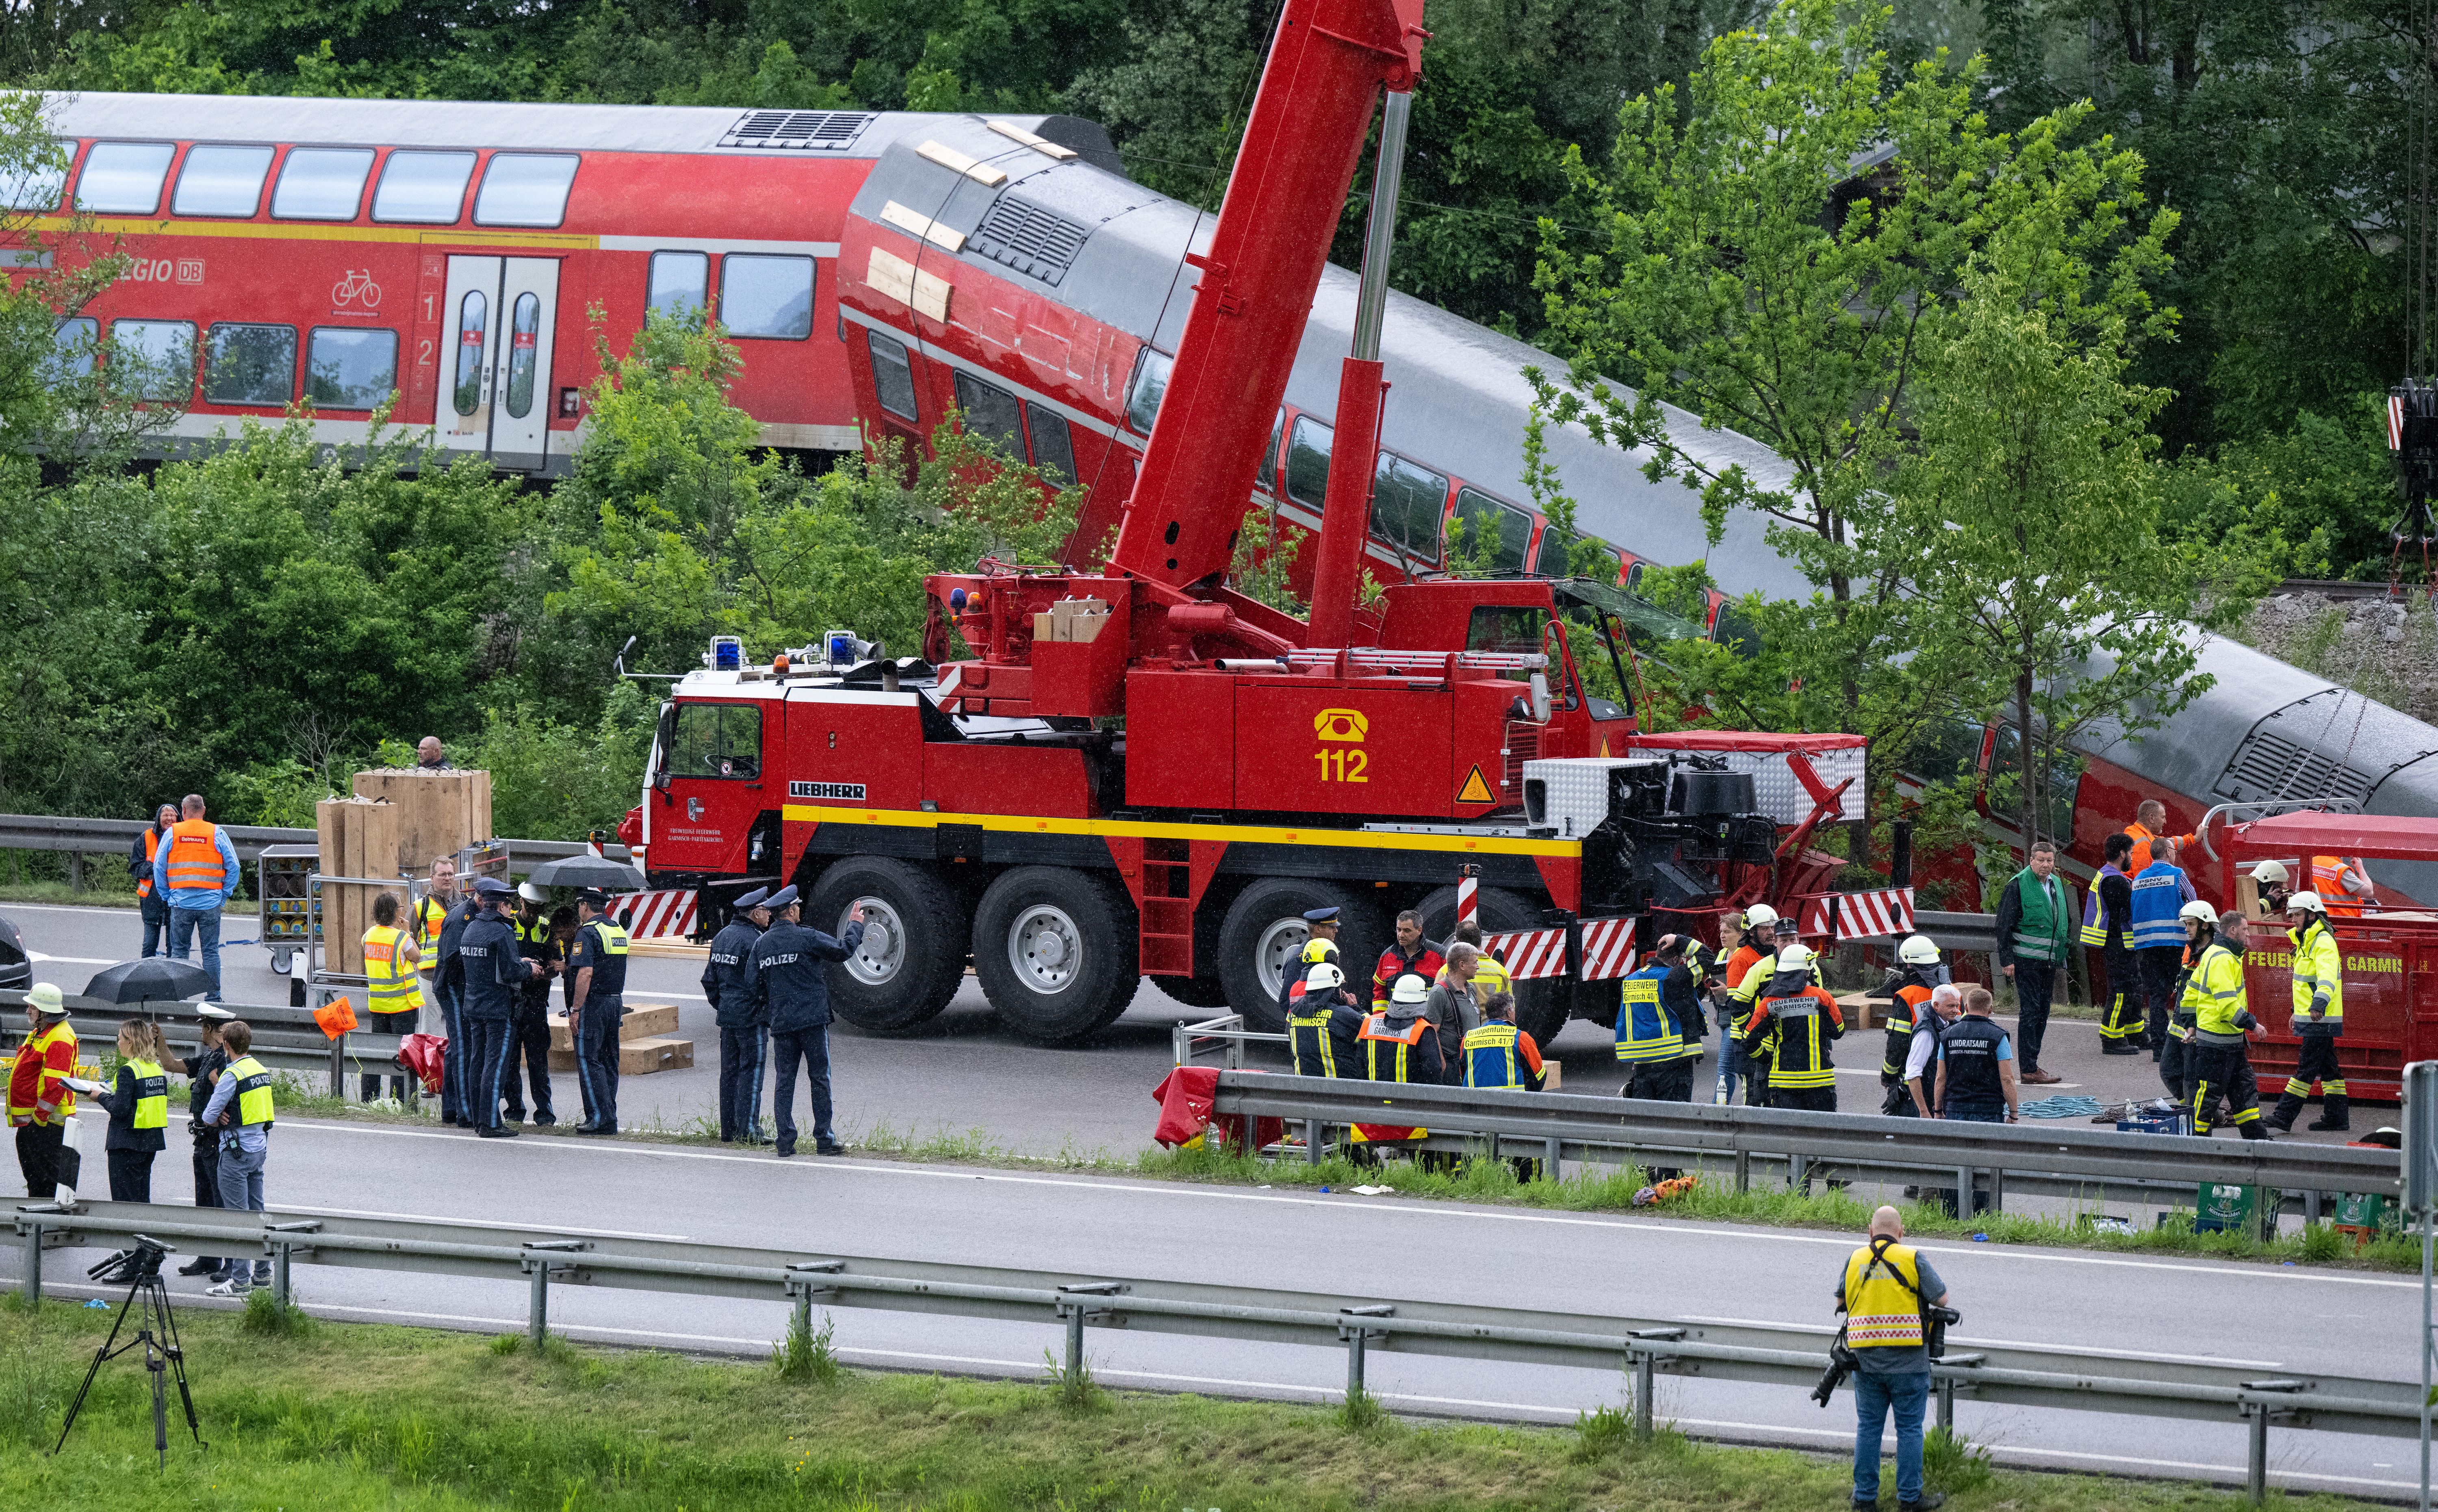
[780,804,1579,857]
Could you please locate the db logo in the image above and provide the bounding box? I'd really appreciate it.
[124,257,201,284]
[1312,708,1368,743]
[331,269,382,308]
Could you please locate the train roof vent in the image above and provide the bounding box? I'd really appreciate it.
[970,194,1092,286]
[720,110,873,150]
[2211,726,2377,807]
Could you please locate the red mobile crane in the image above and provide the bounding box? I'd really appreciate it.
[626,0,1886,1043]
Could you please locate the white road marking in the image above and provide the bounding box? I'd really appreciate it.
[0,903,144,916]
[27,952,117,964]
[279,1118,2419,1291]
[271,1201,688,1242]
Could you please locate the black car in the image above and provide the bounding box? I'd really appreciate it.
[0,912,30,991]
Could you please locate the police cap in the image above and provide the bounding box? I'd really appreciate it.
[732,886,769,911]
[576,888,611,908]
[473,877,513,899]
[1302,906,1341,923]
[763,885,800,908]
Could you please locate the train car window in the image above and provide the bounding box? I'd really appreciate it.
[452,292,488,416]
[1370,453,1449,565]
[647,251,708,319]
[204,323,297,406]
[1451,487,1532,575]
[721,253,814,339]
[50,318,97,379]
[504,292,541,417]
[2,138,72,210]
[108,319,195,401]
[372,149,477,223]
[306,327,399,409]
[473,152,579,227]
[1710,600,1763,659]
[1285,415,1333,510]
[76,142,176,214]
[951,370,1023,452]
[1259,409,1283,492]
[1124,347,1171,435]
[1024,401,1076,485]
[866,330,918,420]
[272,147,374,220]
[171,145,274,217]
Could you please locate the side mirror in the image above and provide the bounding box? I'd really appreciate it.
[1528,671,1551,723]
[653,770,672,793]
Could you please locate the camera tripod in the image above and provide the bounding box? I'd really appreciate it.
[55,1237,206,1467]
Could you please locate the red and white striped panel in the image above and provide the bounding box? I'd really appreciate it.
[608,888,698,941]
[1483,927,1569,980]
[1798,888,1916,942]
[1579,916,1640,979]
[1455,873,1479,925]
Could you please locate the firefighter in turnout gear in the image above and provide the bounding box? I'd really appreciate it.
[1876,935,1944,1114]
[2083,834,2145,1053]
[2159,899,2217,1111]
[1360,973,1446,1085]
[2184,907,2271,1139]
[1615,936,1705,1104]
[1461,992,1547,1090]
[1733,918,1821,1103]
[2268,892,2347,1132]
[1740,946,1844,1111]
[2249,860,2294,917]
[1288,961,1367,1077]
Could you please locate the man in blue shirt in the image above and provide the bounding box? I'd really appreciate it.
[152,794,242,1000]
[742,886,864,1157]
[2126,836,2191,1067]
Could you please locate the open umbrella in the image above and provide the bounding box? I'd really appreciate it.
[522,854,646,892]
[84,957,215,1003]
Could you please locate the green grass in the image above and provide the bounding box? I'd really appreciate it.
[0,1300,2382,1512]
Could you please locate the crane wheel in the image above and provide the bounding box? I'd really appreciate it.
[1414,883,1571,1046]
[811,856,966,1033]
[972,866,1141,1044]
[1216,879,1388,1034]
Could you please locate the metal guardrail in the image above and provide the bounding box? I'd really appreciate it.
[1913,909,1998,953]
[0,813,629,875]
[5,1200,2414,1500]
[1209,1073,2401,1221]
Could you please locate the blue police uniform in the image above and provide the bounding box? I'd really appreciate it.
[568,910,631,1133]
[432,895,481,1125]
[456,895,538,1134]
[743,897,865,1156]
[704,888,769,1144]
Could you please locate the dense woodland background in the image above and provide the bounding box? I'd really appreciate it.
[0,0,2428,862]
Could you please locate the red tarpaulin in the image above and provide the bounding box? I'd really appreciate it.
[1150,1065,1282,1152]
[397,1032,446,1094]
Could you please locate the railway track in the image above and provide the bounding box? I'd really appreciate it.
[2274,576,2436,601]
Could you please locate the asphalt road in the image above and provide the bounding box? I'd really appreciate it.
[0,1117,2416,1499]
[4,901,2380,1161]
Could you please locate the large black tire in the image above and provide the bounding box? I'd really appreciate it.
[809,856,966,1033]
[972,866,1141,1043]
[1217,878,1388,1033]
[1414,883,1573,1047]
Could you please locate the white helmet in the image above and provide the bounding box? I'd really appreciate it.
[2178,899,2218,924]
[518,880,549,903]
[1898,934,1939,966]
[2250,860,2290,886]
[1743,903,1779,929]
[1390,972,1429,1005]
[1305,962,1345,990]
[1774,945,1812,973]
[2286,890,2324,914]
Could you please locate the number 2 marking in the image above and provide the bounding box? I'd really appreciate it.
[1312,748,1368,783]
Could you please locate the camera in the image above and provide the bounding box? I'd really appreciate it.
[88,1235,174,1286]
[1811,1339,1860,1407]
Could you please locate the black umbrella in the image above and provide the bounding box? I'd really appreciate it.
[84,957,215,1003]
[521,855,646,892]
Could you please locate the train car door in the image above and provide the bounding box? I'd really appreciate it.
[439,256,562,469]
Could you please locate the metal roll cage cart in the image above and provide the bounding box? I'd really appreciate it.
[300,841,510,1097]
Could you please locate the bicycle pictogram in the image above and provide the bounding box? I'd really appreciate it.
[331,269,382,308]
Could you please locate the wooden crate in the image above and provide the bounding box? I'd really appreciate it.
[547,1002,679,1053]
[315,795,401,975]
[352,768,493,874]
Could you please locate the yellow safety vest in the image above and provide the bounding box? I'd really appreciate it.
[2182,942,2249,1039]
[125,1056,169,1130]
[7,1020,78,1124]
[225,1054,276,1128]
[2287,918,2343,1026]
[363,923,423,1014]
[1842,1240,1926,1348]
[413,893,451,966]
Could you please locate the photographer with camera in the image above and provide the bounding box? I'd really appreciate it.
[1828,1206,1952,1512]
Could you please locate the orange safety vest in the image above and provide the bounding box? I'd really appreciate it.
[6,1020,78,1126]
[2310,856,2372,917]
[2123,821,2195,869]
[161,819,228,891]
[139,827,159,898]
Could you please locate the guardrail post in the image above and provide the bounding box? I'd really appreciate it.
[1544,1137,1562,1183]
[1988,1168,2005,1215]
[1054,1281,1126,1391]
[521,1240,589,1347]
[1790,1151,1809,1195]
[264,1221,319,1313]
[1956,1164,1974,1217]
[1307,1119,1325,1166]
[2241,1380,2304,1506]
[1733,1149,1750,1193]
[2301,1188,2320,1225]
[329,1030,345,1100]
[1625,1328,1682,1437]
[21,1217,43,1305]
[1932,1352,1982,1432]
[1340,1304,1393,1401]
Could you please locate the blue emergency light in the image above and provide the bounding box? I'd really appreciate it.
[710,635,744,669]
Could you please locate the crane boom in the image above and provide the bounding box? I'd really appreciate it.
[1108,0,1426,594]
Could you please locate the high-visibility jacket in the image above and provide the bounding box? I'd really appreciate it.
[1360,1010,1444,1085]
[1842,1239,1926,1349]
[1730,951,1821,1007]
[2128,862,2188,950]
[124,1057,169,1129]
[1461,1022,1545,1090]
[363,923,423,1014]
[161,818,229,892]
[2078,864,2130,947]
[2310,856,2374,917]
[224,1054,277,1127]
[1741,984,1843,1089]
[413,893,451,968]
[1438,952,1512,1006]
[2125,820,2195,866]
[138,827,160,898]
[1614,964,1694,1063]
[2287,916,2343,1035]
[2182,941,2254,1044]
[1878,969,1935,1079]
[6,1020,78,1126]
[1718,945,1764,1002]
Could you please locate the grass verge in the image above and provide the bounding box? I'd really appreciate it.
[0,1300,2377,1512]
